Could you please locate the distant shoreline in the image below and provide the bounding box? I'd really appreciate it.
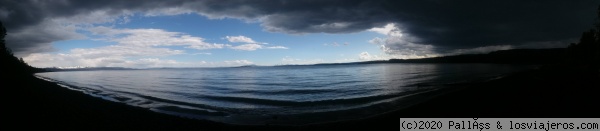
[37,48,565,72]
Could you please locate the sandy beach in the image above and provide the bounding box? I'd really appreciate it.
[2,64,598,130]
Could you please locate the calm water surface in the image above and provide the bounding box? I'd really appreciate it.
[36,63,531,125]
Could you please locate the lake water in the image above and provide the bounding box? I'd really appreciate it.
[35,63,531,125]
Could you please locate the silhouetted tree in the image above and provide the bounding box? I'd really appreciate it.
[0,21,41,76]
[1,21,9,58]
[596,5,600,40]
[19,57,26,65]
[596,5,600,64]
[567,5,600,67]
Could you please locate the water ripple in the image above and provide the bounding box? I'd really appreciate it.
[35,63,532,125]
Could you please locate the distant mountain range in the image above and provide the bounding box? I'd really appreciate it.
[42,67,136,72]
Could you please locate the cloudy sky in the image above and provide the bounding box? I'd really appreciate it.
[1,0,598,68]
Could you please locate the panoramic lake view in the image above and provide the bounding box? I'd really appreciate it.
[2,0,599,130]
[36,63,531,125]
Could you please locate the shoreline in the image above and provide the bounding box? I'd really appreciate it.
[4,72,398,130]
[30,66,487,127]
[3,64,599,130]
[32,71,442,127]
[3,74,232,130]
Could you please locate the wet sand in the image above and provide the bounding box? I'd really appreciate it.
[2,64,598,130]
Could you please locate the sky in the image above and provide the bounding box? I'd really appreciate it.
[1,0,599,68]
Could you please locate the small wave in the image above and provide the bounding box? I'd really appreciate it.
[34,63,532,125]
[111,92,235,112]
[197,91,422,107]
[155,106,228,116]
[37,74,227,115]
[257,88,339,95]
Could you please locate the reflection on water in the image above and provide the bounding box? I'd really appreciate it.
[36,63,530,125]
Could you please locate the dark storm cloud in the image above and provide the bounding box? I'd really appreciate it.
[1,0,172,31]
[1,0,599,55]
[0,0,187,55]
[382,0,600,52]
[179,0,394,33]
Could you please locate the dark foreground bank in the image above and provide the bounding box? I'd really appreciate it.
[1,65,599,130]
[398,64,600,117]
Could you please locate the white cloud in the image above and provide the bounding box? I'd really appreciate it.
[266,46,289,49]
[23,26,231,68]
[368,23,401,37]
[24,53,78,68]
[223,60,254,65]
[282,56,301,63]
[225,35,258,44]
[70,45,183,58]
[224,35,287,51]
[230,44,263,51]
[367,23,438,59]
[358,52,387,61]
[323,42,349,47]
[24,45,185,68]
[23,53,196,68]
[144,7,194,16]
[88,27,228,50]
[229,44,288,51]
[359,52,371,60]
[22,25,289,67]
[24,51,255,68]
[189,52,212,55]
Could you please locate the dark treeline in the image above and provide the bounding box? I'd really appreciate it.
[389,48,566,64]
[304,48,567,66]
[566,5,600,66]
[0,21,43,79]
